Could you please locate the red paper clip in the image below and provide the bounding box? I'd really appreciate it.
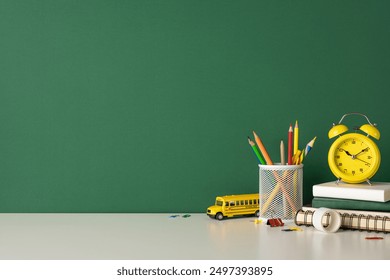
[267,218,284,227]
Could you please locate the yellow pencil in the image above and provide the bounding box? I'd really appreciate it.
[292,150,302,165]
[293,120,299,156]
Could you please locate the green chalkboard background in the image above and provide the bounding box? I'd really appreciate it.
[1,0,390,212]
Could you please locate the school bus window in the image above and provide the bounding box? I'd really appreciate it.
[229,201,235,206]
[253,199,257,205]
[240,200,244,205]
[216,200,223,206]
[249,200,253,205]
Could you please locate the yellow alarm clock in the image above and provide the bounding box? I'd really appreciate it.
[328,113,381,184]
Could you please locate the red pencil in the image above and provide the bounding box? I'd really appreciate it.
[288,124,293,165]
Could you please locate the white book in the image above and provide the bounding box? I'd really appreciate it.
[312,181,390,202]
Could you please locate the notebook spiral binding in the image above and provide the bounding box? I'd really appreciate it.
[295,209,390,233]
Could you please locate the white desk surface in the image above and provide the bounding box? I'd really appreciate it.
[0,213,389,260]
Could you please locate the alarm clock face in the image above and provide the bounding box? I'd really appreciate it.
[328,133,381,183]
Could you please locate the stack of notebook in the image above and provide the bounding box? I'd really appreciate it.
[295,181,390,233]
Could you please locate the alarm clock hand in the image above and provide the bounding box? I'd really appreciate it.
[340,148,353,157]
[353,147,369,157]
[354,157,371,166]
[345,150,353,157]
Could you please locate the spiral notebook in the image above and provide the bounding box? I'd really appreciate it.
[295,207,390,233]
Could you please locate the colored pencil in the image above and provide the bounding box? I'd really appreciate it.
[292,150,302,165]
[293,120,299,156]
[288,124,293,165]
[253,131,273,165]
[280,140,285,165]
[248,137,266,165]
[302,136,317,162]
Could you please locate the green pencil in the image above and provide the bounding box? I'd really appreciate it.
[248,137,266,165]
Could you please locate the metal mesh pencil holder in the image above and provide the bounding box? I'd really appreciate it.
[259,164,303,221]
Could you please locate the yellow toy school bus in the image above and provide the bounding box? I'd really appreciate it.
[207,193,259,220]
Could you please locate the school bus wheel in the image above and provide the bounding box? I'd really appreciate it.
[215,213,224,220]
[255,210,259,217]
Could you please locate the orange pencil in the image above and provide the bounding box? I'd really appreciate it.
[252,131,273,165]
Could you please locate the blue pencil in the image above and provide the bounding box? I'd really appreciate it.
[302,136,317,162]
